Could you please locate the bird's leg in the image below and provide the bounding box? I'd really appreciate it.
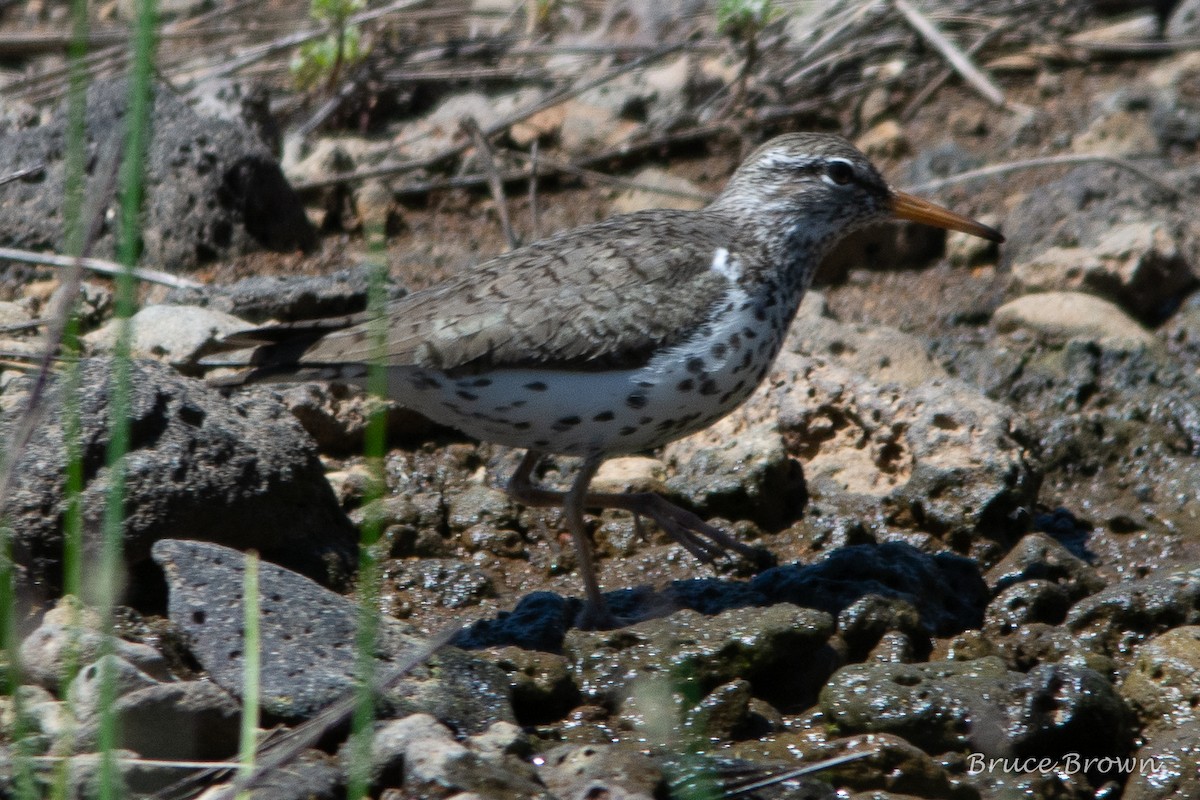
[563,454,611,628]
[507,450,613,627]
[506,450,763,568]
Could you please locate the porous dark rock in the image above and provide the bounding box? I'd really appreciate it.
[0,78,315,272]
[2,358,356,593]
[154,539,514,730]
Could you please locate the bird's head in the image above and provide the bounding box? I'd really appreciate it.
[710,133,1003,253]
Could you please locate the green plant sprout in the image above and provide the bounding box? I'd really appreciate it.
[291,0,367,89]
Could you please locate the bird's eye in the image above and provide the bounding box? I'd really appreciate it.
[824,160,855,186]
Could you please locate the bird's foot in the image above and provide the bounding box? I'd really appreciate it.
[604,492,772,568]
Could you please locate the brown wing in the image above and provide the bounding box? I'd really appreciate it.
[287,210,744,374]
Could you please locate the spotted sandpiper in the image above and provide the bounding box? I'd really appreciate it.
[214,133,1003,627]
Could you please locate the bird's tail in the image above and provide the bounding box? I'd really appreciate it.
[196,313,369,387]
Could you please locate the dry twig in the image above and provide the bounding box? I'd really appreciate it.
[907,153,1180,199]
[892,0,1008,109]
[463,117,519,249]
[0,247,204,290]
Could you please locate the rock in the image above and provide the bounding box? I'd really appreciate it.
[664,415,804,531]
[1119,626,1200,730]
[1122,725,1200,800]
[73,681,241,761]
[999,164,1192,326]
[275,381,439,454]
[155,539,513,730]
[565,604,834,712]
[983,579,1072,635]
[165,263,405,323]
[386,558,497,610]
[19,598,169,691]
[591,456,667,494]
[610,167,707,214]
[1167,0,1200,39]
[83,305,247,365]
[984,531,1105,601]
[1066,568,1200,663]
[2,358,356,591]
[1071,108,1158,156]
[1,685,68,745]
[398,90,543,162]
[0,301,31,326]
[361,713,543,798]
[67,655,161,719]
[752,542,988,637]
[559,100,640,154]
[537,744,662,800]
[772,351,1035,549]
[217,750,342,800]
[855,120,909,160]
[478,646,579,726]
[820,657,1132,758]
[0,79,315,271]
[1010,222,1193,322]
[993,291,1157,350]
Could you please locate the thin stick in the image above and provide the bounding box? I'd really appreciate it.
[0,247,203,289]
[0,164,44,187]
[528,140,541,241]
[892,0,1006,108]
[463,117,519,250]
[905,153,1180,199]
[902,26,998,121]
[292,41,687,191]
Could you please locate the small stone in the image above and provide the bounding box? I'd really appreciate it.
[993,291,1158,350]
[855,120,908,160]
[591,456,667,494]
[610,167,707,214]
[83,304,247,364]
[1120,626,1200,731]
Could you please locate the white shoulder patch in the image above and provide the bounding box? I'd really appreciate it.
[710,247,740,282]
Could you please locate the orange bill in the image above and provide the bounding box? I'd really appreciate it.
[890,190,1004,243]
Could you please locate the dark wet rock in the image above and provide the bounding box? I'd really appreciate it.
[836,594,925,662]
[385,557,497,610]
[537,743,662,800]
[661,752,839,800]
[1123,725,1200,800]
[19,598,169,691]
[731,735,958,799]
[73,681,240,761]
[1066,568,1200,663]
[564,603,835,712]
[67,655,161,719]
[154,539,512,730]
[947,623,1115,675]
[0,78,315,272]
[821,657,1132,759]
[359,713,545,799]
[1167,1,1200,39]
[2,358,356,592]
[751,543,989,637]
[984,531,1105,601]
[680,678,754,742]
[950,338,1200,552]
[1118,625,1200,730]
[479,645,580,726]
[983,580,1072,635]
[165,264,405,323]
[1000,164,1194,325]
